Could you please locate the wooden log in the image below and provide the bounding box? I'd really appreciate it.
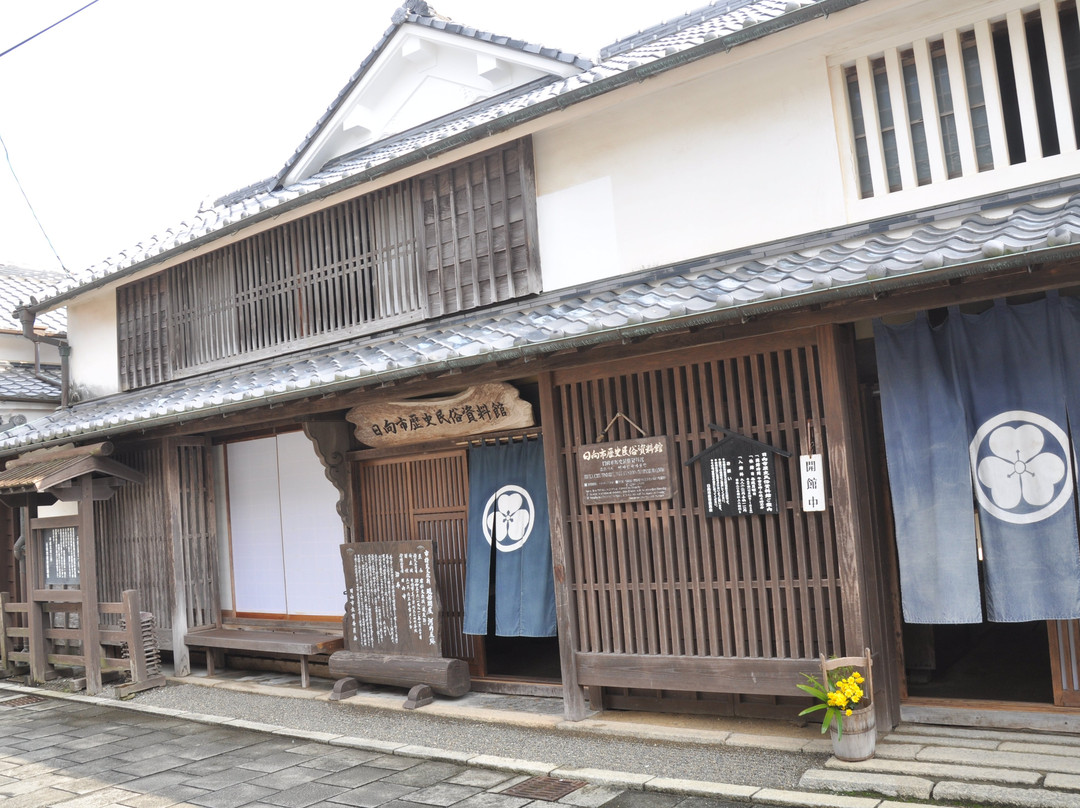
[328,650,470,697]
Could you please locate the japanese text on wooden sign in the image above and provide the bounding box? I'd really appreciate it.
[340,541,442,657]
[703,444,779,516]
[577,436,675,505]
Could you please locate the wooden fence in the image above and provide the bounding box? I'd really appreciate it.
[0,588,164,696]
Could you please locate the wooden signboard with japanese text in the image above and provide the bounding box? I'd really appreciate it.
[699,437,780,516]
[577,436,676,506]
[346,382,534,447]
[340,540,441,657]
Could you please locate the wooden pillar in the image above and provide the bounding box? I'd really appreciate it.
[165,439,191,676]
[77,475,103,695]
[537,371,588,720]
[23,502,47,683]
[816,324,898,729]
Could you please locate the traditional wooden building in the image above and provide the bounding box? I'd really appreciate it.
[5,0,1080,730]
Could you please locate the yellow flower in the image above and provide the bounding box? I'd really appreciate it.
[845,709,852,716]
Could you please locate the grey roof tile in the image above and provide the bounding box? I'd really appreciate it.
[0,362,61,403]
[0,266,67,334]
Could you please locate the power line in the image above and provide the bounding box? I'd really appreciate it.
[0,0,101,60]
[0,130,67,272]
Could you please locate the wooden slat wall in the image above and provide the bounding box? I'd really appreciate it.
[95,440,217,647]
[356,451,482,672]
[95,444,174,636]
[414,138,538,318]
[117,140,538,391]
[117,274,172,389]
[548,331,846,701]
[176,441,218,631]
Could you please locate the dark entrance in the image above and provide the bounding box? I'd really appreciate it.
[902,620,1054,704]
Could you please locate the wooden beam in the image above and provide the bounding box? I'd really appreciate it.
[575,652,817,694]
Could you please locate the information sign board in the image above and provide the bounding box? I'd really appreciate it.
[340,540,441,657]
[577,436,675,505]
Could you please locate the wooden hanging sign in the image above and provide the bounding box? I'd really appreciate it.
[346,382,534,447]
[686,425,791,517]
[577,435,676,505]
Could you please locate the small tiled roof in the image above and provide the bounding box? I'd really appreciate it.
[0,265,67,334]
[24,0,837,312]
[0,362,61,403]
[0,447,144,494]
[2,183,1078,454]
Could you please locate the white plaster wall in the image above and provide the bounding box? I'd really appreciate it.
[0,332,60,364]
[534,43,845,289]
[65,289,119,399]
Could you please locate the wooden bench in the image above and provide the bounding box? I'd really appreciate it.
[184,628,343,688]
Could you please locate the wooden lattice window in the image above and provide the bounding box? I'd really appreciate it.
[117,140,540,390]
[549,331,844,676]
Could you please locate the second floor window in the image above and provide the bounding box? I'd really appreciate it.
[116,139,541,390]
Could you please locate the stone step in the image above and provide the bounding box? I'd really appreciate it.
[824,756,1042,786]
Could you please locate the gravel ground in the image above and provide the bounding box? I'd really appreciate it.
[131,682,828,790]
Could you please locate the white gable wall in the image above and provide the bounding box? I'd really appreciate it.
[534,41,844,288]
[283,24,582,185]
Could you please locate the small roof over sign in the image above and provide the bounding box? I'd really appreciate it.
[0,442,144,496]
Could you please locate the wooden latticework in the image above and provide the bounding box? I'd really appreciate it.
[96,444,173,638]
[355,451,481,673]
[548,330,846,698]
[95,440,217,647]
[117,139,540,390]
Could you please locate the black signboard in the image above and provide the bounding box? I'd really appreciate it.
[690,432,784,517]
[340,540,441,657]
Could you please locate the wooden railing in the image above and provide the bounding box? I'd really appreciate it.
[0,589,164,697]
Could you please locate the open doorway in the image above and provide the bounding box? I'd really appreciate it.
[902,620,1054,703]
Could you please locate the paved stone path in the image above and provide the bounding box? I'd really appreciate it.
[0,696,748,808]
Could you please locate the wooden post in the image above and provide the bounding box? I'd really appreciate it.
[77,475,103,695]
[537,371,588,721]
[121,589,148,684]
[165,439,191,676]
[816,325,871,652]
[0,592,10,672]
[817,324,897,729]
[24,504,47,684]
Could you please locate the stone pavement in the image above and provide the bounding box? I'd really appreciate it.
[3,673,1080,807]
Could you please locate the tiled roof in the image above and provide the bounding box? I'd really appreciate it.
[24,0,837,311]
[0,362,61,403]
[3,184,1078,454]
[0,266,67,334]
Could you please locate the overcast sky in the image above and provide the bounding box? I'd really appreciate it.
[0,0,694,274]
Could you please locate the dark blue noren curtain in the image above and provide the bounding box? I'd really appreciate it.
[463,437,556,637]
[875,313,982,623]
[875,297,1080,623]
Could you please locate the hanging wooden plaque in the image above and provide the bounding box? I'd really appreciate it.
[577,435,676,505]
[346,382,534,447]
